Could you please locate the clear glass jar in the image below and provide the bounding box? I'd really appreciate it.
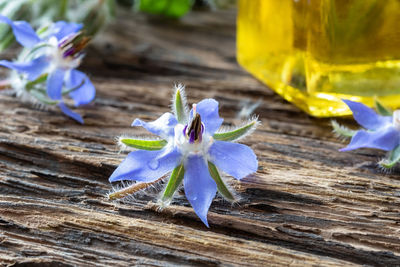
[237,0,400,117]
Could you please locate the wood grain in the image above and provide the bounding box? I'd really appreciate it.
[1,9,400,267]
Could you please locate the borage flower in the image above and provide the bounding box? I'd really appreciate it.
[109,85,259,227]
[333,99,400,169]
[0,16,95,123]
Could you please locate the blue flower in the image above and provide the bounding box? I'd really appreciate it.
[333,100,400,169]
[109,85,259,227]
[0,16,95,123]
[340,100,398,152]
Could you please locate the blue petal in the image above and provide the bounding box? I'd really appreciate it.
[132,113,178,138]
[209,140,257,180]
[58,102,83,124]
[183,155,217,227]
[109,147,181,182]
[190,99,223,135]
[0,15,40,47]
[343,100,391,130]
[340,127,400,152]
[0,56,49,81]
[47,68,65,100]
[50,21,82,41]
[65,70,95,106]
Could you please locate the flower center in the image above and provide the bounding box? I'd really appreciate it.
[184,113,204,144]
[48,32,90,70]
[174,113,213,157]
[59,31,90,60]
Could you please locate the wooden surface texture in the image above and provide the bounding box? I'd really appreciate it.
[1,9,400,267]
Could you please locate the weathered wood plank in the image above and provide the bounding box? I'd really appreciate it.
[1,9,400,267]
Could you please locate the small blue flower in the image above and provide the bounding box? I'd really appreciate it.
[0,16,95,123]
[109,85,259,227]
[333,99,400,169]
[340,100,398,152]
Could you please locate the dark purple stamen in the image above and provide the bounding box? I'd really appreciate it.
[63,47,75,58]
[58,38,69,48]
[58,31,90,59]
[189,130,196,144]
[185,113,203,143]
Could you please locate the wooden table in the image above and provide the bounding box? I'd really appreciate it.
[1,9,399,267]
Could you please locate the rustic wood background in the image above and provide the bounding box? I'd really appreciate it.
[1,9,400,267]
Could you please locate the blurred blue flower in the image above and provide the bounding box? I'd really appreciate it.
[109,85,259,227]
[340,100,399,152]
[0,16,95,123]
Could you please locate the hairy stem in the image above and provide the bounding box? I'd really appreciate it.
[108,177,163,200]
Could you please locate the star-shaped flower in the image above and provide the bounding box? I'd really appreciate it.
[334,99,400,168]
[109,85,259,227]
[0,16,95,123]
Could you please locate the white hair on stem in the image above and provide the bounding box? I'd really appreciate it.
[107,177,165,203]
[377,151,400,174]
[219,173,242,205]
[377,161,395,174]
[155,179,185,211]
[171,83,189,120]
[330,120,356,141]
[7,71,49,110]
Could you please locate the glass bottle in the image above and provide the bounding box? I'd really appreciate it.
[237,0,400,117]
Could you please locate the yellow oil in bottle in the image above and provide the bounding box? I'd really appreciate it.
[237,0,400,117]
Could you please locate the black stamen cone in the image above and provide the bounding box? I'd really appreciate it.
[187,113,202,142]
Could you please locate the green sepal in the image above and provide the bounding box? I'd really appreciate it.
[213,119,258,142]
[30,89,58,105]
[62,79,85,95]
[173,85,187,124]
[161,164,185,202]
[331,120,357,138]
[36,26,50,37]
[31,82,83,96]
[208,161,235,201]
[379,145,400,169]
[374,99,392,116]
[120,138,167,151]
[26,74,48,90]
[25,43,53,61]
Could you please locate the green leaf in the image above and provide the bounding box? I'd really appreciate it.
[161,164,184,202]
[173,84,188,124]
[137,0,193,18]
[106,0,117,17]
[331,120,357,138]
[374,99,392,116]
[120,138,167,150]
[208,161,235,201]
[213,119,258,142]
[0,31,15,52]
[379,145,400,169]
[58,0,68,18]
